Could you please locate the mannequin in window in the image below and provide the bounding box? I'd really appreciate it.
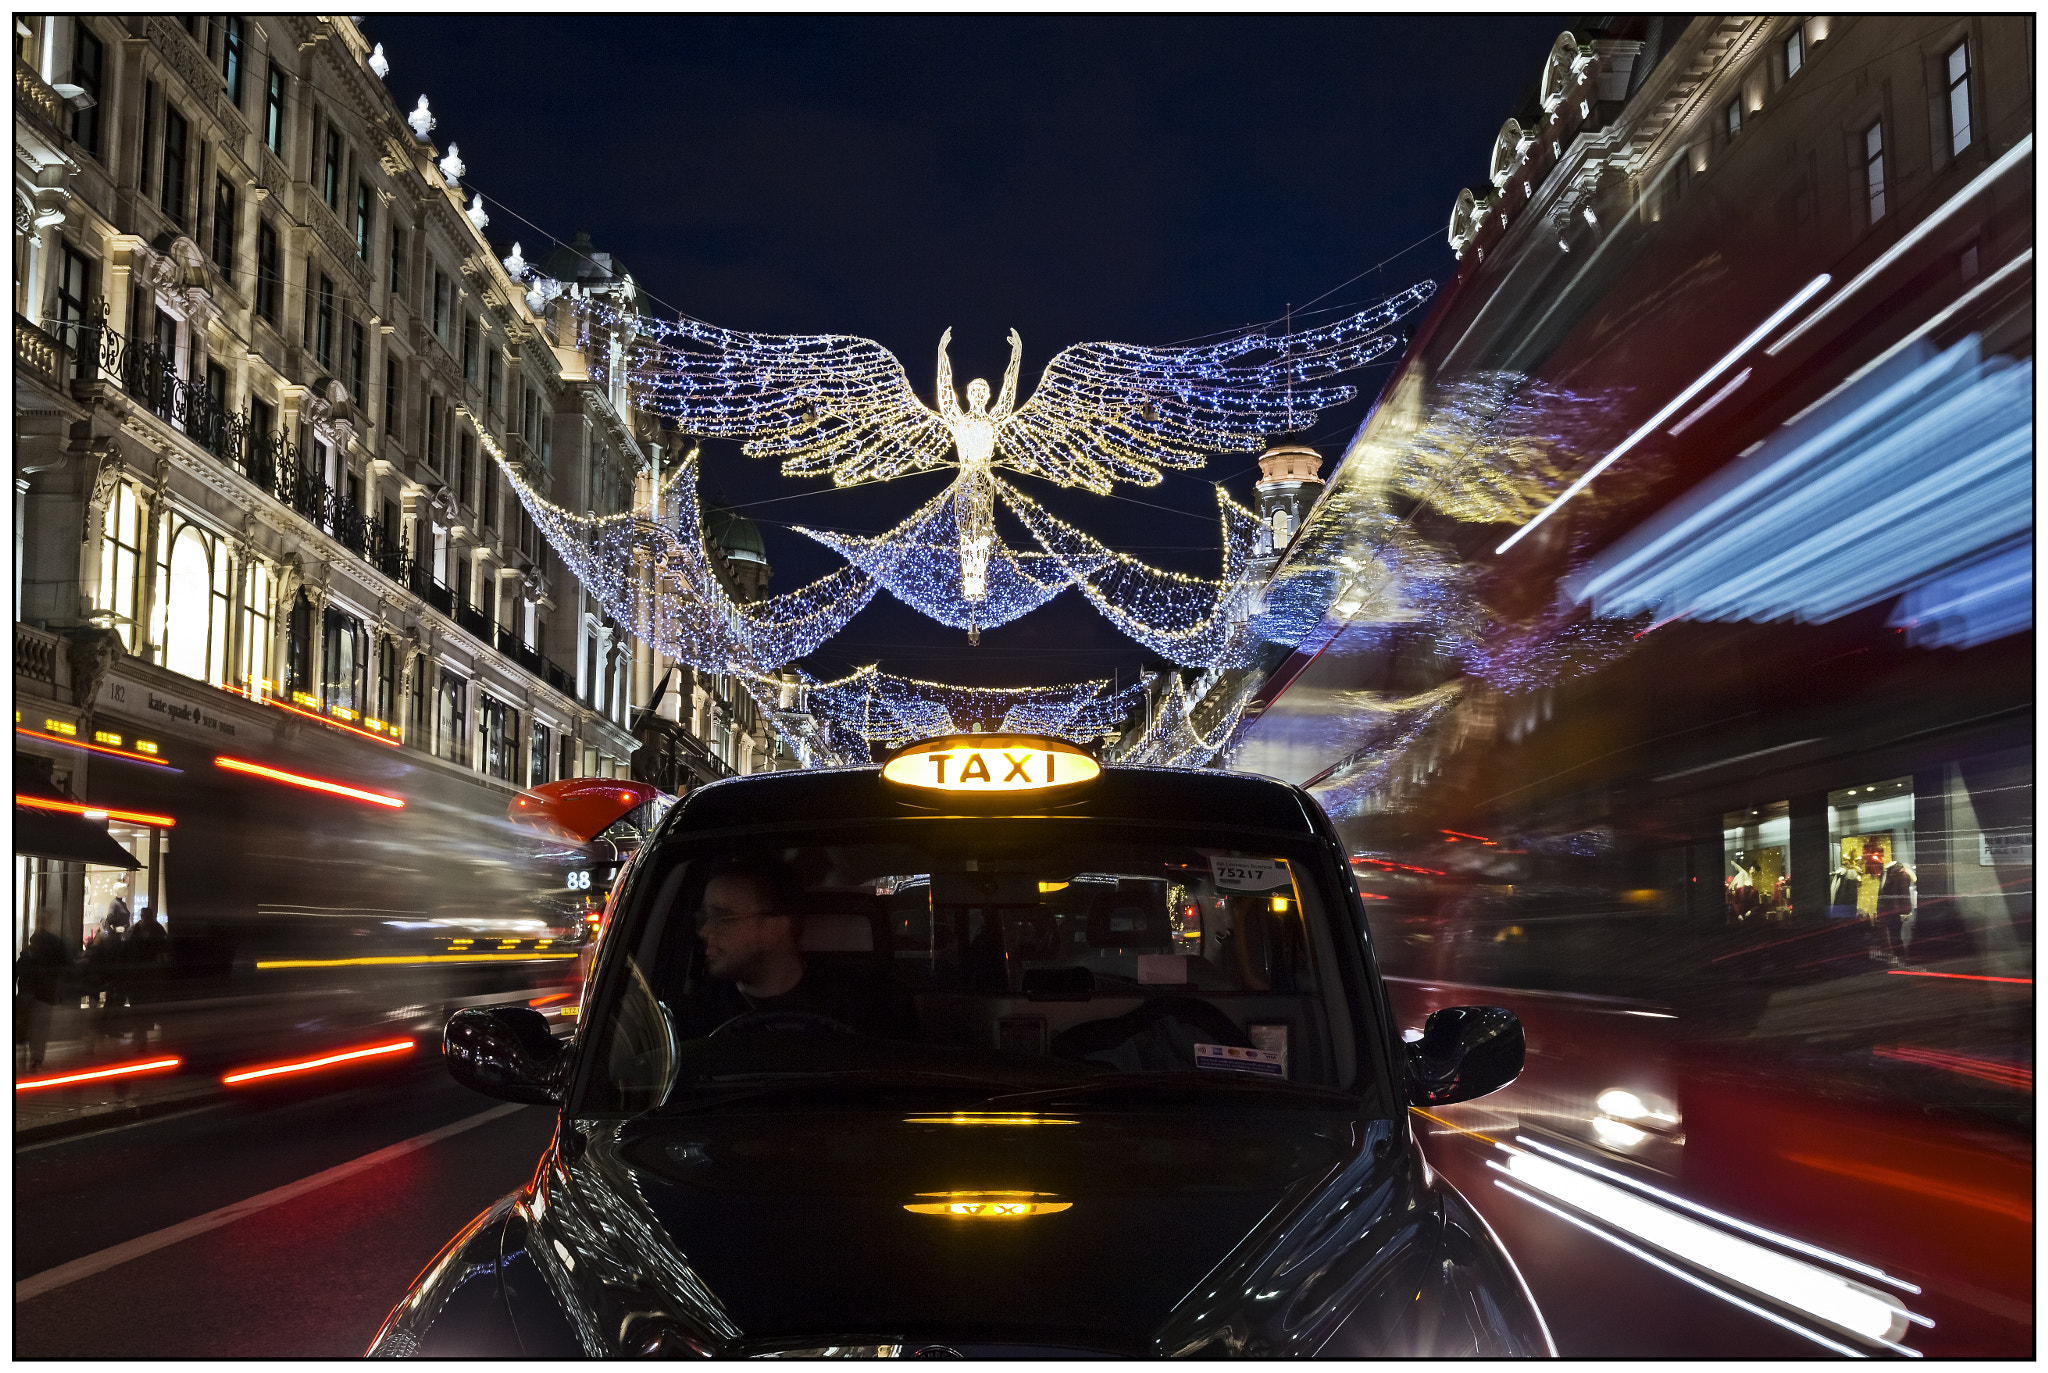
[1875,859,1915,961]
[1825,861,1862,921]
[1726,859,1759,920]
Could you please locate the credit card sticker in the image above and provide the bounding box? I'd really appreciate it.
[1194,1042,1286,1077]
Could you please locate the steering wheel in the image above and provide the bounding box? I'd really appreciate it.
[710,1009,856,1038]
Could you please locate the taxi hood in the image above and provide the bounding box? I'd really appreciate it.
[536,1106,1434,1355]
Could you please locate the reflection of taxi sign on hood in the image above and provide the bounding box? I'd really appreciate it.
[880,734,1101,797]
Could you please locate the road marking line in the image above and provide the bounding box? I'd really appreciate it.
[15,1101,529,1303]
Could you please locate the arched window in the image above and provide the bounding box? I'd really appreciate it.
[99,484,145,651]
[163,524,213,681]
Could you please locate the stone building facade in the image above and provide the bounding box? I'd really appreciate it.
[13,15,782,948]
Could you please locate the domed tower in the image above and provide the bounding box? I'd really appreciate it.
[1254,444,1325,557]
[702,498,772,602]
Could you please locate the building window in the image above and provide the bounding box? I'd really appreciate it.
[240,560,273,691]
[458,432,474,510]
[250,396,273,445]
[315,273,335,368]
[254,219,280,323]
[387,224,405,299]
[1863,120,1887,225]
[322,607,366,716]
[70,21,103,155]
[462,314,478,382]
[355,182,372,258]
[162,105,190,226]
[322,126,342,212]
[163,524,228,686]
[375,637,397,727]
[283,593,312,696]
[139,82,157,194]
[99,483,145,653]
[432,270,449,343]
[1724,98,1742,141]
[530,720,551,787]
[264,64,285,155]
[53,244,90,353]
[482,465,495,531]
[486,350,501,413]
[1784,26,1804,79]
[210,174,237,272]
[408,652,430,744]
[384,357,398,434]
[435,669,467,763]
[221,15,243,106]
[1945,41,1972,158]
[479,694,518,781]
[349,319,366,406]
[427,393,440,469]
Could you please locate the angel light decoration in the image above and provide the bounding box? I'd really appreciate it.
[606,284,1436,626]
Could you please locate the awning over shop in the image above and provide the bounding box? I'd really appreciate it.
[13,805,143,869]
[14,750,146,868]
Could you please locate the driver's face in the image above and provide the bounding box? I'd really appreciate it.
[699,874,798,982]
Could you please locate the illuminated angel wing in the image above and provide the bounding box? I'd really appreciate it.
[625,316,953,486]
[996,283,1437,493]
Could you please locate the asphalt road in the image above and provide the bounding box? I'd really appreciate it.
[14,1060,557,1358]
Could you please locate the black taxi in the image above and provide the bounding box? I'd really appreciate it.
[370,736,1549,1357]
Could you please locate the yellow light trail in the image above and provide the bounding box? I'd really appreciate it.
[255,952,581,969]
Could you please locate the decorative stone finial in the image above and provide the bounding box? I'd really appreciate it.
[368,43,389,79]
[466,191,489,232]
[502,242,526,277]
[439,143,465,187]
[407,95,435,140]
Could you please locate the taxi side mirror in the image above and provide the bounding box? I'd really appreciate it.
[1407,1005,1524,1106]
[446,1006,569,1105]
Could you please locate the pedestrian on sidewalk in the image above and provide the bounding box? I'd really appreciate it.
[15,919,76,1072]
[84,902,129,1051]
[118,903,169,1052]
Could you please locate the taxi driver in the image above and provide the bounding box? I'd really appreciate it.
[680,857,917,1040]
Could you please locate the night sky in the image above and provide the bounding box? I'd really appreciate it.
[367,15,1567,690]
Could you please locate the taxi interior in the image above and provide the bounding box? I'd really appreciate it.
[590,822,1370,1110]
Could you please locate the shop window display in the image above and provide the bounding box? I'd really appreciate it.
[1828,777,1915,961]
[1722,801,1790,921]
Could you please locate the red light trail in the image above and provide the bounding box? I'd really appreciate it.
[15,795,177,827]
[214,756,405,808]
[222,1038,415,1084]
[17,1056,182,1091]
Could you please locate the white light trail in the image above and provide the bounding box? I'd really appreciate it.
[1668,367,1750,436]
[1766,133,2033,356]
[1513,1135,1924,1295]
[1495,274,1832,555]
[1782,246,2033,430]
[1490,1153,1921,1350]
[1493,1180,1869,1358]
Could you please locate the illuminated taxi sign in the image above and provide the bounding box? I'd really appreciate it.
[880,734,1100,795]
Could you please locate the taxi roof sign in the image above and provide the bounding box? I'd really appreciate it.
[880,734,1100,796]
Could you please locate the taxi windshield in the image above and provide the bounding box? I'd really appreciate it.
[579,819,1377,1116]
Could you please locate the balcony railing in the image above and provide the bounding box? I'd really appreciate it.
[64,300,589,709]
[15,313,64,386]
[16,56,64,134]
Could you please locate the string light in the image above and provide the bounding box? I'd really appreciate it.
[579,288,1434,606]
[749,666,1149,764]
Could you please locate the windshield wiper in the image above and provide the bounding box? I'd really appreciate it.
[976,1073,1359,1111]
